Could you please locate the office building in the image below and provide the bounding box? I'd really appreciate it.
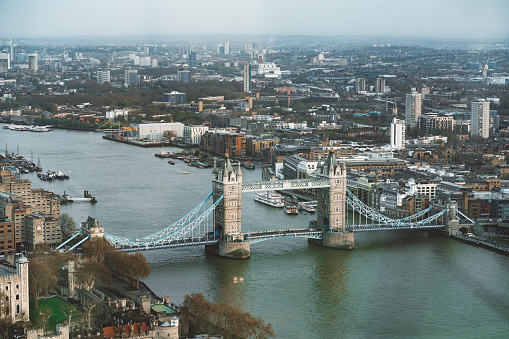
[96,70,110,84]
[200,130,246,156]
[217,42,229,55]
[418,114,455,134]
[183,125,209,144]
[163,91,186,104]
[189,50,196,67]
[0,170,62,250]
[125,69,139,87]
[243,64,251,93]
[0,53,10,72]
[356,77,365,93]
[177,70,191,83]
[471,99,490,139]
[405,92,422,128]
[136,122,185,139]
[28,54,37,72]
[390,118,406,150]
[375,77,385,93]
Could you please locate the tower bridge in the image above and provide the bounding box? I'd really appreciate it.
[60,152,471,258]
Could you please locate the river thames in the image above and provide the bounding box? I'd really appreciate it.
[4,128,509,338]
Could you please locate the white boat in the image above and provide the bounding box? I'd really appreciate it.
[284,201,299,215]
[254,191,285,208]
[298,202,315,213]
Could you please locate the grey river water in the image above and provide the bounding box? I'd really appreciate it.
[4,128,509,338]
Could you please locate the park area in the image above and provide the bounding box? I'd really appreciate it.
[29,297,83,330]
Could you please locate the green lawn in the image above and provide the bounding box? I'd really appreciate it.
[30,297,82,330]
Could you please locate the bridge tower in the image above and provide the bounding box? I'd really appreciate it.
[206,157,250,259]
[313,151,354,249]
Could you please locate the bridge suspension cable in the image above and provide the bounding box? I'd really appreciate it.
[103,194,223,249]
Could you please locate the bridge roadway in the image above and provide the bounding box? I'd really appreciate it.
[347,224,446,232]
[244,228,323,243]
[107,224,448,252]
[242,178,330,192]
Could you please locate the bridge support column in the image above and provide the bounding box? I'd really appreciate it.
[206,239,250,259]
[209,157,250,259]
[321,231,355,249]
[445,199,460,236]
[314,151,355,250]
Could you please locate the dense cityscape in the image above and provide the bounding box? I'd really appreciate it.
[1,1,509,338]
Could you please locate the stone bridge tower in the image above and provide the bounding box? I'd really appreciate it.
[207,157,250,259]
[314,151,354,249]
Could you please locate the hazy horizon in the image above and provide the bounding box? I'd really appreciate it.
[2,0,508,40]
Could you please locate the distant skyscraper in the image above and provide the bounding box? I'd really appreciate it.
[243,64,251,93]
[355,77,365,93]
[28,54,38,72]
[189,50,196,68]
[375,77,385,93]
[0,53,9,72]
[224,42,230,54]
[177,70,191,83]
[257,53,265,64]
[471,99,490,139]
[97,70,111,84]
[125,69,139,87]
[405,92,422,128]
[390,118,406,150]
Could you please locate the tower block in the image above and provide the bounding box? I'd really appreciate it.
[206,157,250,259]
[314,151,354,249]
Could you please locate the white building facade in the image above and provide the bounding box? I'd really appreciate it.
[0,255,29,324]
[471,99,490,139]
[390,118,406,150]
[136,122,185,140]
[405,92,422,128]
[183,125,209,144]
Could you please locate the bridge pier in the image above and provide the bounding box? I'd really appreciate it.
[205,239,250,259]
[314,152,355,250]
[211,157,251,259]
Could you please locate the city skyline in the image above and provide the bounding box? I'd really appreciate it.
[2,0,508,39]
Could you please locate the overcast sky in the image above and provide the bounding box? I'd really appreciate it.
[2,0,508,39]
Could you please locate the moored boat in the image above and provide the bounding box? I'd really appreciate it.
[243,161,255,169]
[284,201,299,215]
[254,191,285,208]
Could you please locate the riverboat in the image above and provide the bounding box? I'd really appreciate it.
[254,191,285,208]
[299,202,315,213]
[243,161,255,169]
[284,201,299,215]
[168,160,175,165]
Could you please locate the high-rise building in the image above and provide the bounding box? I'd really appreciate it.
[243,64,251,93]
[405,92,422,128]
[0,52,9,72]
[163,91,186,104]
[125,69,139,87]
[224,42,230,55]
[390,118,406,150]
[355,77,365,93]
[28,54,37,72]
[189,50,196,67]
[177,70,191,83]
[471,99,490,139]
[375,77,385,93]
[97,70,110,84]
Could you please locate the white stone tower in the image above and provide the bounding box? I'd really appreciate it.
[314,151,354,249]
[208,157,250,258]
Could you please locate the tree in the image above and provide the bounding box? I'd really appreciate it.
[61,213,77,239]
[130,252,151,289]
[77,258,111,291]
[29,258,58,308]
[83,237,116,264]
[183,293,275,339]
